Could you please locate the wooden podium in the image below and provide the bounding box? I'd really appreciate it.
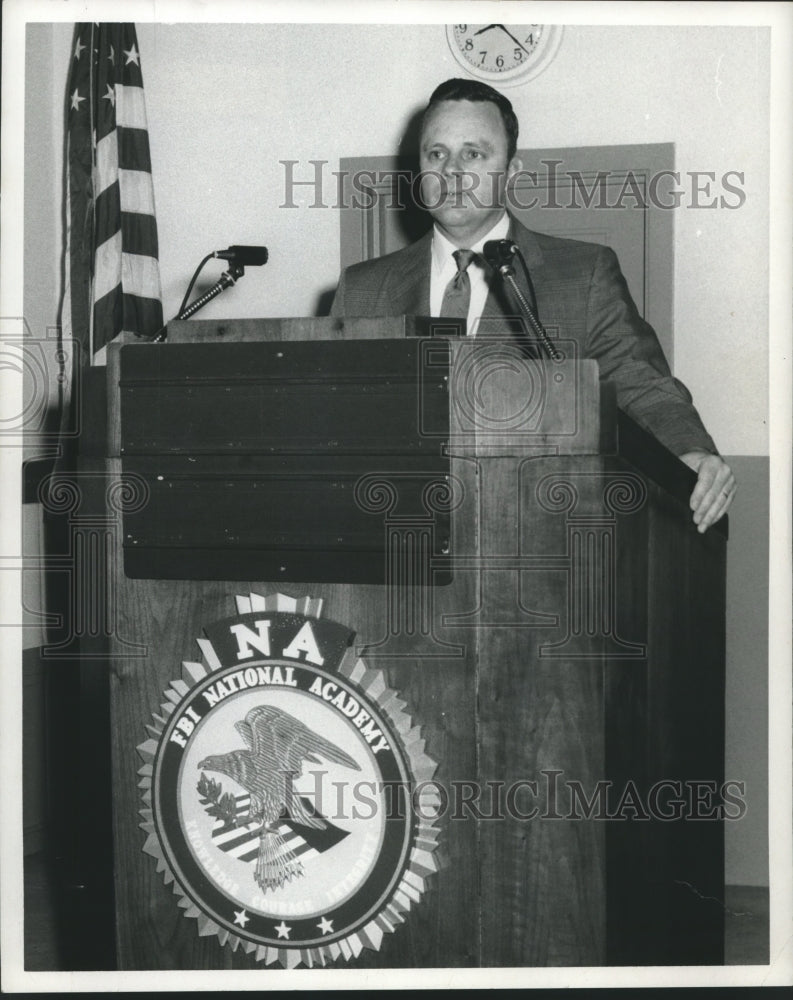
[62,317,726,969]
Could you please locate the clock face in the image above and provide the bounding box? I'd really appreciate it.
[446,24,562,85]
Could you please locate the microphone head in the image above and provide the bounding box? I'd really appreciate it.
[215,245,269,266]
[482,239,517,269]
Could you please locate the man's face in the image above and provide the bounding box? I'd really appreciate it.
[419,99,520,246]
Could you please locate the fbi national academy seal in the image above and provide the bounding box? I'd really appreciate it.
[137,593,440,968]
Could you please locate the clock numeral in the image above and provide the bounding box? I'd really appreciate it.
[448,22,557,79]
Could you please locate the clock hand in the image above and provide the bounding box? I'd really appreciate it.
[496,25,534,56]
[473,24,498,36]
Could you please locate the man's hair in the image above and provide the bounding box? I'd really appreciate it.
[420,78,519,162]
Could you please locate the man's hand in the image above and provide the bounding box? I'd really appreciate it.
[679,451,736,533]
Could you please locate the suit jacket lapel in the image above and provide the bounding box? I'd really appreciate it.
[510,216,544,268]
[480,215,545,321]
[386,230,432,315]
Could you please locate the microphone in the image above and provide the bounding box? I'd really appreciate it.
[213,245,269,267]
[151,245,270,341]
[483,239,519,271]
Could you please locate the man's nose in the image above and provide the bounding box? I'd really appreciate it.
[442,152,465,177]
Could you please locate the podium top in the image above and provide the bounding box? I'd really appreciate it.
[93,321,723,538]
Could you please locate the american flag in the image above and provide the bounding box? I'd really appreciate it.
[62,23,163,361]
[199,791,350,864]
[209,800,321,866]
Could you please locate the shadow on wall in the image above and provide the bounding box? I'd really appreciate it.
[313,104,431,318]
[315,287,336,317]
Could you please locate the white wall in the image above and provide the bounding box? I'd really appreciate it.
[23,23,68,417]
[23,21,771,887]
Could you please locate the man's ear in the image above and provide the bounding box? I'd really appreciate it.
[507,155,523,179]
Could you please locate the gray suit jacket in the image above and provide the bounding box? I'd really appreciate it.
[330,217,717,456]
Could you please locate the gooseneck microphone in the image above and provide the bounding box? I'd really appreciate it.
[151,244,270,342]
[213,245,269,267]
[482,239,561,361]
[483,239,520,270]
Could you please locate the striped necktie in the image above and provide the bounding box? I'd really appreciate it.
[440,248,476,319]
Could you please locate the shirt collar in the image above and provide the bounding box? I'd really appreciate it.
[431,212,511,271]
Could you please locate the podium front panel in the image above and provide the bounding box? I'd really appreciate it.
[64,333,726,969]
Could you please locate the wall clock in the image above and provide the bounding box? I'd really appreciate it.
[446,24,563,85]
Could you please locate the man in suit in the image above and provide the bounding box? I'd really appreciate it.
[331,78,735,531]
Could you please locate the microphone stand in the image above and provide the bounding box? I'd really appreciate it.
[152,263,245,343]
[492,260,562,362]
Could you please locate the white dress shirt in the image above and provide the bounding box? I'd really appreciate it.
[429,212,510,336]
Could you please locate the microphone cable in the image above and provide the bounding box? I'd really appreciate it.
[178,253,215,318]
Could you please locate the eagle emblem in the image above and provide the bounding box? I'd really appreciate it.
[198,704,361,893]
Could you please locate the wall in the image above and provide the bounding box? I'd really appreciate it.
[22,21,770,886]
[23,23,67,420]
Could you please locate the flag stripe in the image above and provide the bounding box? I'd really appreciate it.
[114,84,148,130]
[96,134,155,213]
[120,171,157,216]
[235,837,319,864]
[94,289,163,342]
[95,183,120,248]
[213,821,261,846]
[94,231,123,301]
[95,133,118,197]
[96,184,159,252]
[118,127,152,173]
[122,212,160,256]
[92,286,122,347]
[121,250,162,299]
